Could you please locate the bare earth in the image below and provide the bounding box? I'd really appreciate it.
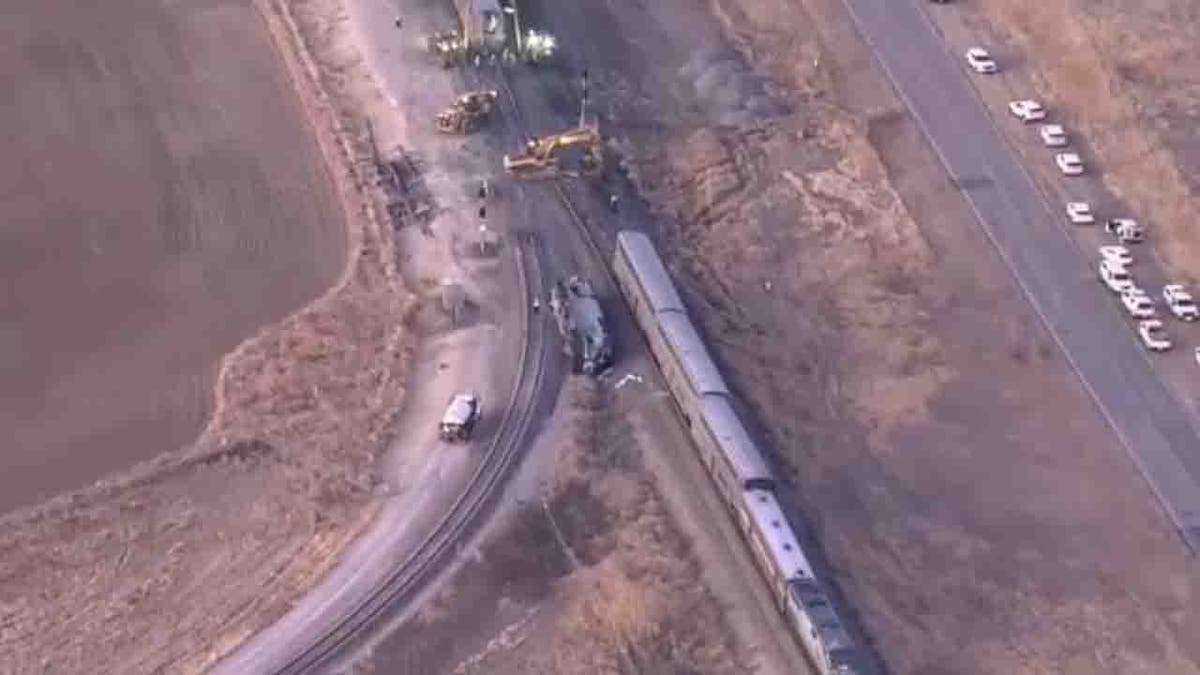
[0,0,415,671]
[0,0,345,512]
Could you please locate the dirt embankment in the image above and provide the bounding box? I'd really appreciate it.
[359,379,746,674]
[975,0,1200,285]
[606,0,1200,670]
[0,0,414,672]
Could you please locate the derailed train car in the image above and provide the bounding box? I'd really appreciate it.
[612,230,860,675]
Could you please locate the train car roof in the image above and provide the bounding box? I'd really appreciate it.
[744,489,815,581]
[700,395,774,488]
[658,312,729,396]
[790,578,856,658]
[616,231,686,314]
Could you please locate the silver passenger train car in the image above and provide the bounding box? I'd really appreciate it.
[612,230,859,675]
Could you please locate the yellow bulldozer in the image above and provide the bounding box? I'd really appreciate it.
[435,90,499,134]
[503,124,603,179]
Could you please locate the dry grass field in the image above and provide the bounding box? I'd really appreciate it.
[582,0,1200,669]
[357,379,747,674]
[0,0,346,512]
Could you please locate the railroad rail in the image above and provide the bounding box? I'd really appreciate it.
[489,67,617,291]
[262,59,601,675]
[263,243,548,674]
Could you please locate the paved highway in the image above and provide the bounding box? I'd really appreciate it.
[837,0,1200,551]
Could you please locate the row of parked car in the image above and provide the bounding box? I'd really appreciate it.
[963,45,1200,364]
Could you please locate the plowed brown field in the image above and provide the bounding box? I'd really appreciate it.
[0,0,344,512]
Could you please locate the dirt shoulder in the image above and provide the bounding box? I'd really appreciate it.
[590,0,1200,670]
[0,0,416,672]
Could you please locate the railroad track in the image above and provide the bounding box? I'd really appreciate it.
[266,243,548,674]
[266,61,598,675]
[488,67,617,291]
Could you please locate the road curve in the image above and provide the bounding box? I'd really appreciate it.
[212,241,550,674]
[837,0,1200,551]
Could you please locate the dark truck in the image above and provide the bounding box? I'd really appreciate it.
[549,276,613,375]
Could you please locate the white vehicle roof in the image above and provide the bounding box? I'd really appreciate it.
[967,47,990,56]
[658,312,729,396]
[616,231,686,314]
[442,394,477,425]
[700,394,773,489]
[744,489,815,580]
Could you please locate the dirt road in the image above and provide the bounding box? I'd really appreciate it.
[0,0,345,512]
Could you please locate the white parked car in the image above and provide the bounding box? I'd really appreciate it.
[1194,346,1200,366]
[1162,284,1199,321]
[1009,100,1046,122]
[1098,245,1132,266]
[965,48,998,74]
[1137,320,1172,352]
[1040,124,1068,147]
[1105,218,1144,243]
[1055,152,1085,175]
[1121,289,1156,319]
[1099,258,1134,294]
[1066,201,1094,224]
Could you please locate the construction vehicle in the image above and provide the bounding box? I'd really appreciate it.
[424,0,556,67]
[550,276,613,375]
[503,124,603,179]
[435,90,499,134]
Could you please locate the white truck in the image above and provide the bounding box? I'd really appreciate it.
[1163,284,1199,321]
[439,393,482,442]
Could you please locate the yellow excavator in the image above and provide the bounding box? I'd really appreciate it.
[435,90,499,134]
[503,124,603,178]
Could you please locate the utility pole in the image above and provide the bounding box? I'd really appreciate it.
[579,67,590,127]
[503,4,522,59]
[478,205,488,256]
